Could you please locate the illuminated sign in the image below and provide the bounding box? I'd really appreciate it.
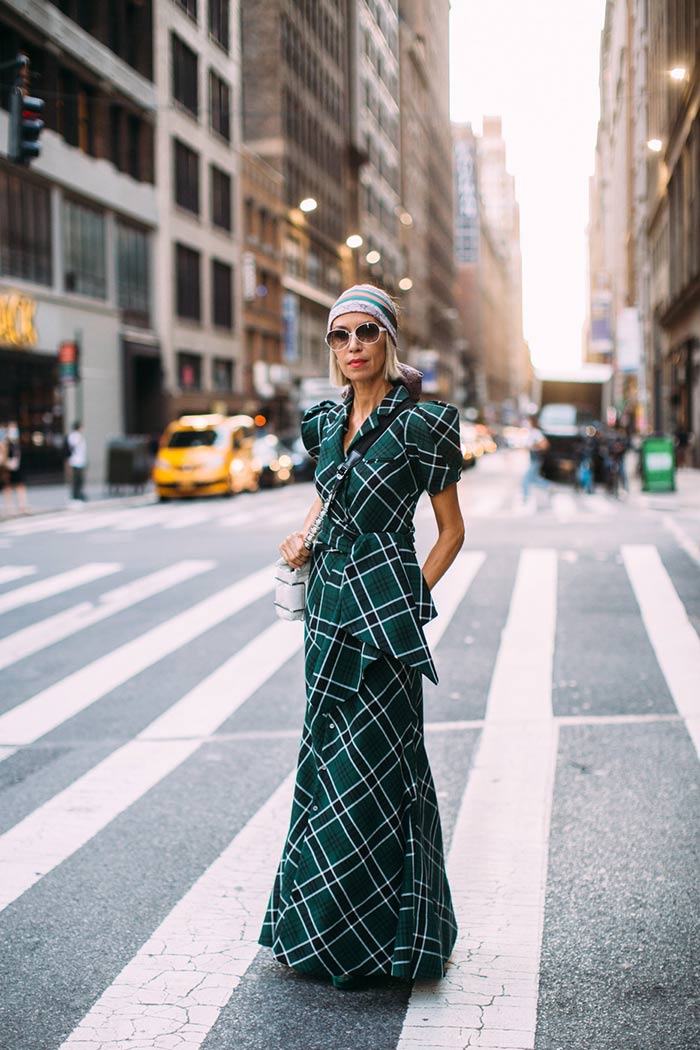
[0,292,37,348]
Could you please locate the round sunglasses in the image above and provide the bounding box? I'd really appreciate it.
[325,321,387,352]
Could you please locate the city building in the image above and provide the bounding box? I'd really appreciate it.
[452,120,528,422]
[153,0,243,423]
[347,1,402,295]
[588,0,641,423]
[398,0,456,397]
[589,0,700,455]
[0,0,158,482]
[240,0,350,388]
[240,145,287,429]
[646,0,700,462]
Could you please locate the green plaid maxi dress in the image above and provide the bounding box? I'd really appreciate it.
[260,382,462,980]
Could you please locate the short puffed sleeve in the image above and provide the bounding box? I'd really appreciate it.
[405,401,463,495]
[300,400,338,461]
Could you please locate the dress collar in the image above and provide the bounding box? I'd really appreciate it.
[341,382,410,452]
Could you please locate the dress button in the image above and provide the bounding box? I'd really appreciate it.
[312,805,318,812]
[329,722,335,729]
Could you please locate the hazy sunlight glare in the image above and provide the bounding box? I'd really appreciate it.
[450,0,608,372]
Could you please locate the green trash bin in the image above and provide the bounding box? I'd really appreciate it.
[641,435,676,492]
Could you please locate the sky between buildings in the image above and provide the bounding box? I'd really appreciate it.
[449,0,608,372]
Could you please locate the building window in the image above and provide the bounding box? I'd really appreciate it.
[209,0,229,51]
[212,259,233,328]
[0,169,52,286]
[116,221,151,326]
[172,33,199,117]
[175,243,201,320]
[174,0,198,21]
[209,70,231,142]
[173,139,200,214]
[211,165,232,230]
[177,351,202,390]
[213,357,233,390]
[63,198,106,299]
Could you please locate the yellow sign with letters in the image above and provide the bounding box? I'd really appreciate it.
[0,292,38,348]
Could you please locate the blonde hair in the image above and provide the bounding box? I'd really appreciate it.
[328,335,402,387]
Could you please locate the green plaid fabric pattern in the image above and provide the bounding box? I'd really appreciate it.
[259,384,462,979]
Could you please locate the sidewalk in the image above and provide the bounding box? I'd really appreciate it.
[0,481,157,522]
[629,464,700,512]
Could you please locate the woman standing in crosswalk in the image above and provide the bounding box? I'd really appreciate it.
[260,285,465,989]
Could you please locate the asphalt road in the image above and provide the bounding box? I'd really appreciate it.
[0,450,698,1050]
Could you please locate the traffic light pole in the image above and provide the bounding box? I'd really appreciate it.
[6,53,44,166]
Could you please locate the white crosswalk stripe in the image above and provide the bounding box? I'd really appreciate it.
[399,549,558,1050]
[0,560,215,671]
[0,620,303,912]
[0,563,122,615]
[1,533,698,1050]
[0,563,275,754]
[0,565,36,585]
[622,544,700,759]
[59,773,296,1050]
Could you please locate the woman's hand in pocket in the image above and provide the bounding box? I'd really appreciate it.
[280,531,312,569]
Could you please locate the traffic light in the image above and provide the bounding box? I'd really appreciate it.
[7,54,44,166]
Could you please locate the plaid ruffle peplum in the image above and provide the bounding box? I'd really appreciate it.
[259,383,463,980]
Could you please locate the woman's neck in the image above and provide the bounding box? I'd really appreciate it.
[350,377,393,420]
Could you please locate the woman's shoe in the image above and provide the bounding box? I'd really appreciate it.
[332,975,359,990]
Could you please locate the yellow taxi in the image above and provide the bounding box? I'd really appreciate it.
[153,414,261,500]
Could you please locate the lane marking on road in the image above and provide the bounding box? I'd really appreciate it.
[0,620,302,913]
[0,560,215,672]
[425,551,486,650]
[466,491,509,519]
[622,544,700,760]
[399,548,558,1050]
[58,772,295,1050]
[0,563,122,616]
[0,563,276,753]
[662,514,700,568]
[60,510,144,534]
[551,491,577,522]
[0,565,36,585]
[585,493,616,516]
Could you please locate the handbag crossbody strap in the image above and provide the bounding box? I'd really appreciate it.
[304,396,417,549]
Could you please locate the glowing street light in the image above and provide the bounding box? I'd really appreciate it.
[669,67,687,81]
[366,249,381,265]
[299,197,318,212]
[398,277,413,291]
[346,234,363,249]
[647,138,663,153]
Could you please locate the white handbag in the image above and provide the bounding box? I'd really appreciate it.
[274,558,311,621]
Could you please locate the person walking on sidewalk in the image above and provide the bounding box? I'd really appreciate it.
[1,421,29,515]
[67,421,88,502]
[260,284,465,989]
[522,416,551,502]
[520,415,554,501]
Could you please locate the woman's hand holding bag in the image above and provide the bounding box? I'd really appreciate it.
[274,531,312,622]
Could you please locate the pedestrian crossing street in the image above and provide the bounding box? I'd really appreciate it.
[0,536,698,1050]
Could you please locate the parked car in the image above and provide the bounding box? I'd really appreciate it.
[152,414,260,500]
[252,435,295,487]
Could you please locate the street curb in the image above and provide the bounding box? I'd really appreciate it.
[0,491,158,523]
